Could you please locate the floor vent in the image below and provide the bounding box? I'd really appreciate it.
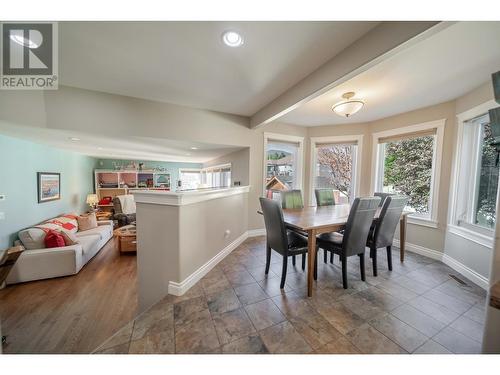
[450,274,467,286]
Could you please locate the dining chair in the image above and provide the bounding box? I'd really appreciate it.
[316,197,380,289]
[280,189,304,209]
[280,189,307,269]
[366,195,408,276]
[314,188,337,264]
[259,197,318,288]
[374,192,394,207]
[314,189,336,207]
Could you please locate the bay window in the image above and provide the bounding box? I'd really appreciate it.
[372,120,445,225]
[453,108,498,236]
[310,135,362,205]
[264,133,304,198]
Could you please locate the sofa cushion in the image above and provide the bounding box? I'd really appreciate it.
[76,225,112,241]
[59,230,78,246]
[18,227,46,250]
[77,234,100,256]
[77,212,98,231]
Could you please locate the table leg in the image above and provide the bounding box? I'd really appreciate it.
[307,229,316,297]
[400,215,407,262]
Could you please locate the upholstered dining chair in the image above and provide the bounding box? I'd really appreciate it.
[279,189,307,269]
[374,192,394,207]
[314,189,336,207]
[314,188,337,264]
[316,196,380,289]
[366,195,408,276]
[280,189,304,209]
[259,197,318,288]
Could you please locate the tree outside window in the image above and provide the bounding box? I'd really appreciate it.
[382,135,434,214]
[316,144,354,201]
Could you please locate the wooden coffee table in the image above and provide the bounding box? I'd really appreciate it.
[114,225,137,253]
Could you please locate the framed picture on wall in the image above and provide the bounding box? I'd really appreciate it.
[37,172,61,203]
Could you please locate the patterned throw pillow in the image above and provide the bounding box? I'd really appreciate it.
[59,230,78,246]
[44,214,79,234]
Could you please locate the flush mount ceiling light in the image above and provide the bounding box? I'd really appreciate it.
[332,92,365,118]
[190,147,198,150]
[68,137,81,141]
[222,31,244,47]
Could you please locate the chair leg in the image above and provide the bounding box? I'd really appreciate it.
[387,246,393,271]
[330,252,334,264]
[359,252,366,281]
[265,245,271,274]
[341,254,348,289]
[280,255,288,289]
[292,255,296,266]
[323,248,327,264]
[371,245,378,277]
[301,253,306,271]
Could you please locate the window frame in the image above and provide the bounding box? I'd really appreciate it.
[263,132,304,197]
[449,100,498,248]
[371,119,446,228]
[309,135,363,206]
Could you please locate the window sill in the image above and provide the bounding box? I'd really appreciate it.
[407,216,439,228]
[447,224,493,248]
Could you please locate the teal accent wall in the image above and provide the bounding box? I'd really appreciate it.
[0,135,97,249]
[96,159,203,189]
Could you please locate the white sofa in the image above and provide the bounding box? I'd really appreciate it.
[6,220,113,285]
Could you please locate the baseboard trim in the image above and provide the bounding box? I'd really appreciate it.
[442,254,489,290]
[168,231,248,296]
[393,239,443,261]
[247,228,266,237]
[393,239,489,290]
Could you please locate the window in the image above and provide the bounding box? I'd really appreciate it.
[179,169,202,190]
[310,136,362,205]
[179,164,231,190]
[372,120,445,225]
[201,164,232,188]
[264,133,304,197]
[454,113,498,232]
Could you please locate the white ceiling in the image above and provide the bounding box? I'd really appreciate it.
[59,21,379,116]
[0,122,243,163]
[281,21,500,126]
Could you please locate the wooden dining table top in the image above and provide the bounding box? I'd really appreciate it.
[258,204,410,232]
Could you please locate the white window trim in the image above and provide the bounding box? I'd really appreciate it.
[371,118,446,227]
[309,135,363,206]
[448,99,498,248]
[263,132,305,196]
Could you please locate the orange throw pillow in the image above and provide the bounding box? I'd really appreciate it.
[77,212,98,231]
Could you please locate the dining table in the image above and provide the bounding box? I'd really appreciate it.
[258,204,410,297]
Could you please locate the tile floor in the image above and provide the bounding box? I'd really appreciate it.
[93,236,487,354]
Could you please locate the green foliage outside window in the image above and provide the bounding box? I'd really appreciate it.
[383,136,434,213]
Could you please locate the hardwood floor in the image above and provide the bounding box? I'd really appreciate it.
[0,238,138,354]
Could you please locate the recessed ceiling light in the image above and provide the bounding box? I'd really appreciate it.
[69,137,81,141]
[97,147,103,150]
[190,147,198,150]
[222,31,244,47]
[10,34,39,49]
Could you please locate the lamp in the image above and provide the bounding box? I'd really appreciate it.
[86,194,99,211]
[332,92,364,118]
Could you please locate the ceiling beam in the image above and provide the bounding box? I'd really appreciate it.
[250,21,453,128]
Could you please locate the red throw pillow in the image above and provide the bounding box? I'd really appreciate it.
[44,230,66,248]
